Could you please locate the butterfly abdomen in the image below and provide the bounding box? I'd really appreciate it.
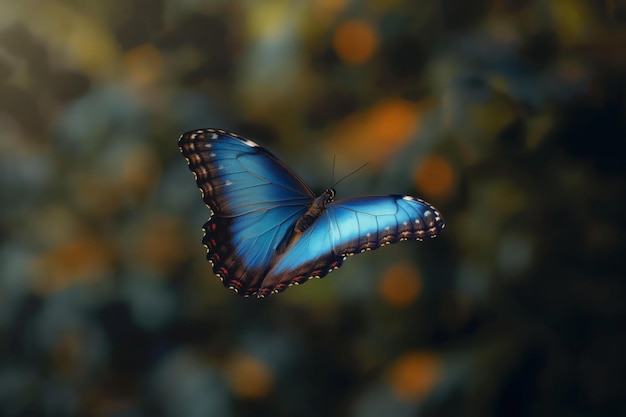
[294,208,323,233]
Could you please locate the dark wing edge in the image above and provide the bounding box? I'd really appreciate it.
[201,208,306,297]
[348,196,446,246]
[257,251,347,298]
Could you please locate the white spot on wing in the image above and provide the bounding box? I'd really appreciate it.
[242,138,259,147]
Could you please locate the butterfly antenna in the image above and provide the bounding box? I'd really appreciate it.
[332,162,369,188]
[330,154,336,186]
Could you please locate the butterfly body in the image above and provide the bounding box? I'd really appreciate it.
[294,189,334,233]
[179,128,444,297]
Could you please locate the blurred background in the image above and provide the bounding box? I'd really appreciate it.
[1,0,625,416]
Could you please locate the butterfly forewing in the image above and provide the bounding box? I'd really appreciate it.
[179,129,315,296]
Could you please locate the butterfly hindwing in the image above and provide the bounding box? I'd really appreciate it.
[258,195,444,296]
[179,129,315,296]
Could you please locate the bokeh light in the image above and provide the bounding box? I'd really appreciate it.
[379,263,422,307]
[124,44,164,87]
[388,351,442,401]
[329,98,423,167]
[226,353,274,400]
[414,155,455,200]
[333,19,378,65]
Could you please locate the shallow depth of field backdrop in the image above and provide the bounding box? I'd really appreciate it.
[1,1,625,416]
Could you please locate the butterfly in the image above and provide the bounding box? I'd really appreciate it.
[179,128,445,298]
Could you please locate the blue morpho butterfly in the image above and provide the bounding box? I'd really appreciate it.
[179,128,445,298]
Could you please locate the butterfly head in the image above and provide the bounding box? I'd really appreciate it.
[324,188,335,203]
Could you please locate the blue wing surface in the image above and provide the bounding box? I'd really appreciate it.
[259,195,444,296]
[179,129,315,296]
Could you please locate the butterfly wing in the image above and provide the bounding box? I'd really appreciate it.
[179,129,315,296]
[258,195,445,296]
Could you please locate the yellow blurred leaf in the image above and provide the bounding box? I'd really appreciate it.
[551,0,597,46]
[34,237,112,294]
[13,3,121,76]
